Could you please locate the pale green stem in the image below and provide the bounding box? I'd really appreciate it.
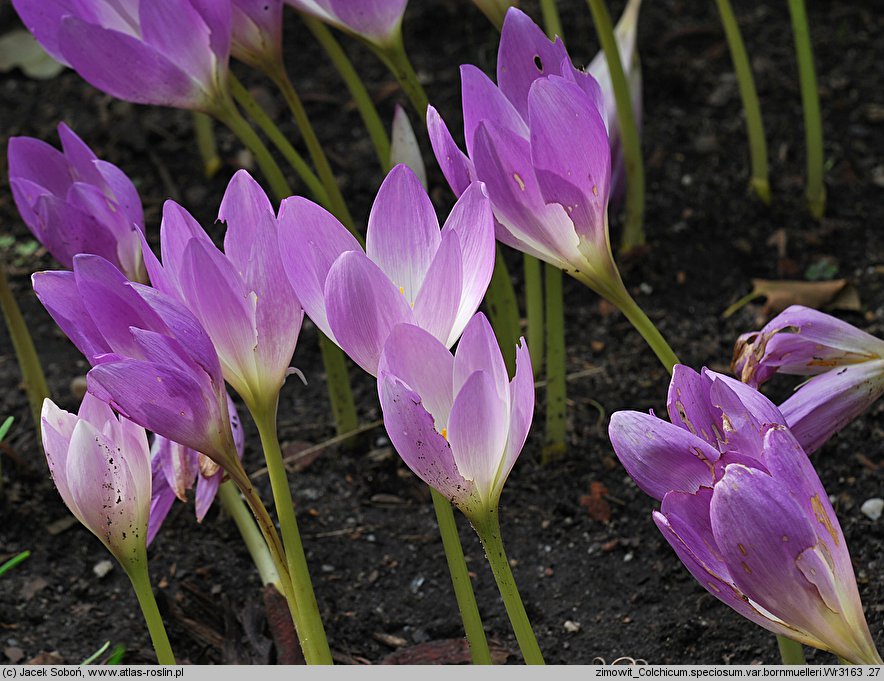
[777,636,806,665]
[228,75,328,205]
[485,249,522,376]
[787,0,825,219]
[430,490,492,665]
[472,508,544,665]
[0,263,49,442]
[319,333,360,437]
[250,400,333,665]
[587,0,645,251]
[539,0,564,39]
[192,112,222,179]
[542,264,567,461]
[267,66,356,233]
[714,0,770,204]
[523,255,544,379]
[217,480,281,589]
[303,17,392,171]
[126,563,176,665]
[372,36,430,116]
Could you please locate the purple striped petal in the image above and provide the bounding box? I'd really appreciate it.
[666,365,723,448]
[461,64,528,157]
[412,231,462,346]
[706,370,785,459]
[426,105,475,197]
[453,312,508,401]
[497,338,534,497]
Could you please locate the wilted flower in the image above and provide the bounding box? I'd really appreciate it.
[732,305,884,454]
[378,313,533,517]
[278,164,495,376]
[12,0,232,111]
[141,170,304,413]
[609,365,882,664]
[33,255,239,469]
[41,393,151,569]
[8,123,145,282]
[285,0,408,50]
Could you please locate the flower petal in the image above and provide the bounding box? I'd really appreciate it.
[412,230,462,346]
[666,365,723,448]
[608,410,718,502]
[426,105,475,197]
[496,338,534,498]
[139,0,216,91]
[706,369,785,458]
[461,64,528,157]
[453,312,509,403]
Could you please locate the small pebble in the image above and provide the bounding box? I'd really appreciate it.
[623,551,634,562]
[563,620,581,633]
[860,498,883,521]
[93,559,114,578]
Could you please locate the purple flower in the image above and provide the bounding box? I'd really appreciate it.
[41,393,151,568]
[608,365,881,664]
[377,313,534,516]
[12,0,232,111]
[32,254,239,469]
[8,122,146,282]
[141,170,304,412]
[427,8,621,294]
[147,394,245,545]
[278,164,495,376]
[732,305,884,454]
[231,0,282,71]
[284,0,408,49]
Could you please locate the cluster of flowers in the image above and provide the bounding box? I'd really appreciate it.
[6,0,882,666]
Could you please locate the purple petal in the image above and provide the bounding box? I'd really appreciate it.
[426,105,475,197]
[231,0,283,67]
[496,7,569,119]
[780,360,884,455]
[326,0,407,45]
[189,0,233,60]
[379,373,475,510]
[412,231,462,346]
[194,469,221,522]
[497,338,534,497]
[378,323,455,430]
[147,469,176,546]
[57,122,102,188]
[453,312,509,402]
[608,410,718,501]
[440,182,496,345]
[7,136,71,196]
[447,370,508,502]
[325,250,414,376]
[41,399,81,521]
[33,192,121,269]
[705,369,785,456]
[277,196,361,342]
[58,17,201,109]
[666,365,723,448]
[94,159,144,230]
[158,200,215,284]
[32,270,111,364]
[461,64,528,157]
[366,165,441,305]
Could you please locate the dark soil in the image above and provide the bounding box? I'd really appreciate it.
[1,0,882,666]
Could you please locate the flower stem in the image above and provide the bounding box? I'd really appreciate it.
[192,112,221,179]
[0,263,49,442]
[213,96,293,202]
[787,0,825,219]
[268,66,357,234]
[217,480,281,589]
[485,249,522,376]
[251,401,333,665]
[429,489,492,665]
[228,75,328,205]
[523,255,544,379]
[372,37,430,116]
[126,564,176,665]
[471,509,544,665]
[714,0,770,204]
[542,264,567,461]
[777,636,807,665]
[539,0,564,39]
[319,332,360,437]
[586,0,645,252]
[303,16,392,171]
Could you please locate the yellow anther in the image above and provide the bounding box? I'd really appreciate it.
[440,428,448,440]
[399,286,405,295]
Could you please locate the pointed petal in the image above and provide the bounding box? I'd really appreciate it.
[159,200,214,280]
[139,0,215,90]
[426,105,475,197]
[194,469,221,522]
[378,323,455,430]
[447,370,508,503]
[390,104,427,188]
[34,192,120,268]
[440,182,496,345]
[326,0,407,45]
[147,468,175,547]
[325,251,413,376]
[412,230,462,346]
[608,410,718,501]
[57,122,102,187]
[453,312,509,405]
[41,399,81,523]
[461,64,528,157]
[277,196,361,342]
[7,136,71,196]
[666,365,723,448]
[366,165,441,304]
[497,338,534,498]
[706,370,785,458]
[94,159,144,230]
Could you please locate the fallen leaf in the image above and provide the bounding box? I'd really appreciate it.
[0,30,65,79]
[723,279,861,322]
[4,646,24,663]
[21,577,48,601]
[26,651,64,665]
[579,481,612,523]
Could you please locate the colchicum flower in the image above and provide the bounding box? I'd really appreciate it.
[427,8,620,295]
[377,313,533,517]
[732,305,884,454]
[284,0,408,50]
[231,0,283,71]
[278,164,495,376]
[8,122,146,282]
[608,365,882,664]
[41,393,151,569]
[148,394,245,545]
[12,0,232,111]
[33,255,239,469]
[141,169,304,413]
